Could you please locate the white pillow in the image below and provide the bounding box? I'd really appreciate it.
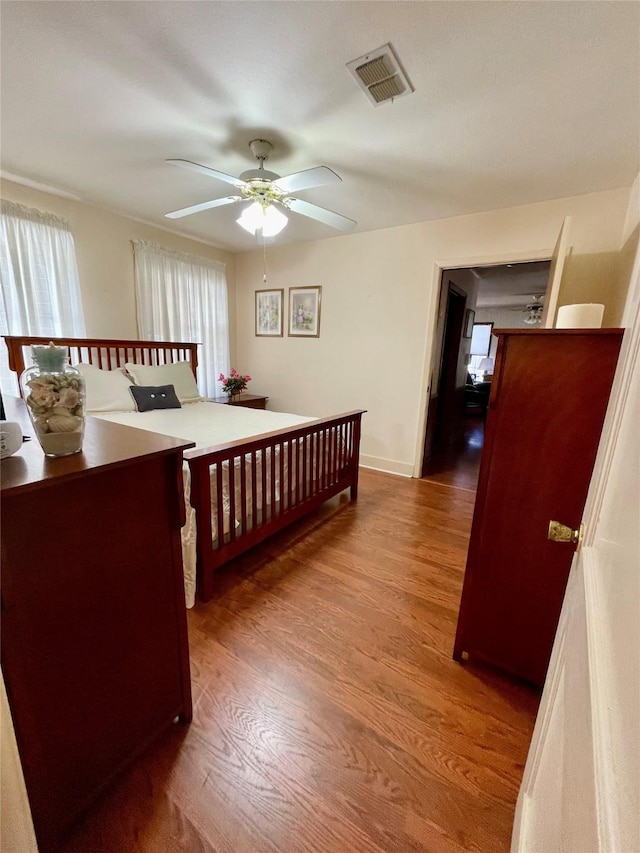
[76,363,137,412]
[125,361,201,403]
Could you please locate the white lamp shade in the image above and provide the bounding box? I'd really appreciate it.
[555,303,604,329]
[479,357,494,372]
[262,205,288,236]
[237,202,288,237]
[236,202,263,233]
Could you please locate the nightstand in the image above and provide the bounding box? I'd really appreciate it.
[210,393,268,410]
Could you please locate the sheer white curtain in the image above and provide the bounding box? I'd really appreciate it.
[133,241,229,398]
[0,200,86,394]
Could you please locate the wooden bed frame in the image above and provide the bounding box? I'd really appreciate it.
[5,336,364,602]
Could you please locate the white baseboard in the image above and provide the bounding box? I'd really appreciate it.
[359,455,413,477]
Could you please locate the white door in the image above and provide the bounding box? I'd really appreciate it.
[541,216,572,328]
[0,672,38,851]
[512,244,640,851]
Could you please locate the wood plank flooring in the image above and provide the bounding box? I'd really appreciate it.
[422,416,484,492]
[62,468,539,853]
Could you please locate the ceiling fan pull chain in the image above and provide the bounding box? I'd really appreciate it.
[263,240,268,284]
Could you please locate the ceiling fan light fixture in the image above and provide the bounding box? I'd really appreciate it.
[236,202,288,237]
[236,201,264,233]
[524,306,543,325]
[261,205,288,237]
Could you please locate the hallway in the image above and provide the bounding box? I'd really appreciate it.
[422,415,485,492]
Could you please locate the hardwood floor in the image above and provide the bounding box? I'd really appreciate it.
[422,417,484,491]
[61,468,539,853]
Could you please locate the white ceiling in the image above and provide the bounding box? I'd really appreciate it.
[472,261,551,308]
[1,1,638,253]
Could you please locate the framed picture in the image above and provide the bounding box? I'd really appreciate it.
[288,286,322,337]
[463,308,475,338]
[255,289,283,336]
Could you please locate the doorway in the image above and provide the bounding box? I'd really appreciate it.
[421,260,552,490]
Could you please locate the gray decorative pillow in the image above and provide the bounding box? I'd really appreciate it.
[129,384,182,413]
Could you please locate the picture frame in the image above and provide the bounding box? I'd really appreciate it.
[255,288,284,337]
[463,308,475,338]
[288,286,322,337]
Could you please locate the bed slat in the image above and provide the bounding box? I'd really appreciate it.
[186,410,365,602]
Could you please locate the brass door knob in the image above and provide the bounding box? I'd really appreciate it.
[548,520,583,545]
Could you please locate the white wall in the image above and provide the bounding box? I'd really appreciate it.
[622,172,640,244]
[236,187,631,475]
[618,173,640,308]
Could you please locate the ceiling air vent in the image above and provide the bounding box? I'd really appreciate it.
[346,43,414,107]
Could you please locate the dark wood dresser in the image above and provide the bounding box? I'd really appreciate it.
[1,397,194,851]
[453,329,623,687]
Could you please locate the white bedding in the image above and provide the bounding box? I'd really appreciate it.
[95,401,313,607]
[95,399,313,448]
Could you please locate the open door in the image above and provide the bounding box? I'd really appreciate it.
[541,216,572,328]
[421,279,467,475]
[511,243,640,851]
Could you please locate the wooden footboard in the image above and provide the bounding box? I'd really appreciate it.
[184,410,364,601]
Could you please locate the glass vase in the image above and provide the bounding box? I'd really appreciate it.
[20,343,86,457]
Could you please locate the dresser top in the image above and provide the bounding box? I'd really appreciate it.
[1,396,194,495]
[492,328,624,337]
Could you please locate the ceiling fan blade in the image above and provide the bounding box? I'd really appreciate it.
[286,198,356,231]
[272,166,341,194]
[166,159,245,189]
[164,195,243,219]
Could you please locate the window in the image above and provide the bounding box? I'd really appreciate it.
[469,322,496,380]
[133,241,229,398]
[470,322,493,357]
[0,200,86,394]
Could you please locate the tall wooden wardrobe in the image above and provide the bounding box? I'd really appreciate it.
[453,329,623,687]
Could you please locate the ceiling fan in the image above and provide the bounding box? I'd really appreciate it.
[164,139,356,238]
[508,295,545,325]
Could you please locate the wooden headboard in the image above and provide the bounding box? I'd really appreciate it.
[4,336,200,395]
